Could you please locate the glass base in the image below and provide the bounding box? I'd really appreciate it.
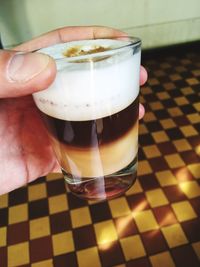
[62,158,137,201]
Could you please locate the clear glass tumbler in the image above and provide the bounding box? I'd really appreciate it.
[33,36,141,201]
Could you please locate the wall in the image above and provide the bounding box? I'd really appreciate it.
[0,0,200,48]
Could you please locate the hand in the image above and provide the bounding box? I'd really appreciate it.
[0,26,147,195]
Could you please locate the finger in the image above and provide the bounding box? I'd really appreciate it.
[0,50,56,98]
[14,26,126,52]
[140,65,148,86]
[139,103,145,120]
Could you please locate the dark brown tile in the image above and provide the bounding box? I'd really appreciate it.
[153,205,177,227]
[127,193,150,212]
[149,157,169,172]
[163,185,187,202]
[126,257,151,267]
[180,105,197,114]
[188,136,200,147]
[181,150,200,164]
[171,245,200,267]
[30,236,53,262]
[0,247,7,267]
[139,174,160,191]
[146,121,163,132]
[89,202,112,223]
[67,193,88,210]
[190,197,200,216]
[141,229,168,255]
[8,187,28,206]
[73,225,96,250]
[28,199,49,220]
[114,215,138,238]
[139,134,155,146]
[99,241,124,267]
[47,179,66,196]
[173,116,190,126]
[7,221,29,245]
[50,211,72,234]
[158,142,177,155]
[182,219,200,242]
[53,252,78,267]
[154,109,170,119]
[165,128,184,140]
[0,208,8,227]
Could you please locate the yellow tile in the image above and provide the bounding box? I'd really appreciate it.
[150,251,175,267]
[163,82,175,90]
[28,183,47,201]
[152,131,169,143]
[52,231,74,256]
[125,180,143,195]
[120,235,146,261]
[156,170,177,186]
[188,163,200,179]
[187,114,200,123]
[168,107,183,117]
[160,119,176,129]
[192,69,200,76]
[9,204,28,224]
[145,189,169,208]
[186,78,199,85]
[193,103,200,112]
[181,87,194,95]
[180,125,198,137]
[49,194,68,214]
[179,181,200,198]
[31,259,53,267]
[139,124,148,134]
[138,160,152,176]
[94,220,118,245]
[0,227,6,247]
[141,86,152,95]
[192,242,200,260]
[148,78,159,85]
[140,95,146,104]
[113,265,126,267]
[165,154,185,168]
[195,144,200,156]
[71,207,92,228]
[143,112,157,122]
[169,74,182,81]
[0,194,8,208]
[109,197,131,218]
[172,201,197,222]
[77,247,101,267]
[149,101,164,111]
[46,172,63,181]
[173,139,192,152]
[30,217,50,240]
[157,92,170,100]
[154,70,165,77]
[143,145,161,158]
[8,242,29,267]
[133,210,158,232]
[161,224,188,248]
[174,96,189,106]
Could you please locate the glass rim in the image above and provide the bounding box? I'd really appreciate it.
[37,36,141,63]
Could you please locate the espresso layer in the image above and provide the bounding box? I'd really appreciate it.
[43,97,139,147]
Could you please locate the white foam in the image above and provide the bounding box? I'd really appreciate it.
[33,39,141,121]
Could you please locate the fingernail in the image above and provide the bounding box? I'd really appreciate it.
[8,52,50,82]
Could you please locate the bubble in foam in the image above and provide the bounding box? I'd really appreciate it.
[33,39,141,121]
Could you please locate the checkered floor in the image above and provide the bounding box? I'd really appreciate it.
[0,44,200,267]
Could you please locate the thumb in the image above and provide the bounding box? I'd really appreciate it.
[0,49,56,98]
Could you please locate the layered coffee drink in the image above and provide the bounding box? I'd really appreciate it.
[33,38,141,200]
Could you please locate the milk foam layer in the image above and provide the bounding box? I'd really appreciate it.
[33,39,141,121]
